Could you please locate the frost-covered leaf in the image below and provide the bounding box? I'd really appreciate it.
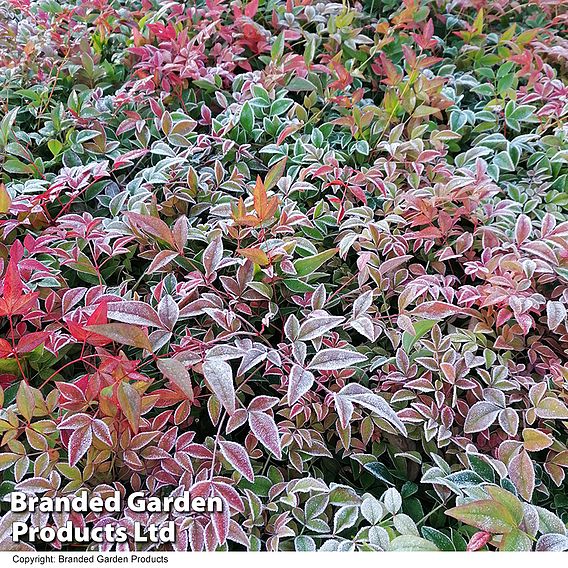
[536,533,568,551]
[287,365,315,405]
[218,440,254,482]
[203,359,236,415]
[157,358,193,399]
[308,348,367,371]
[388,535,439,551]
[298,315,344,341]
[446,500,518,533]
[347,392,406,435]
[248,411,281,459]
[464,401,501,433]
[546,301,566,331]
[508,450,535,501]
[107,301,162,327]
[382,488,402,514]
[86,323,152,350]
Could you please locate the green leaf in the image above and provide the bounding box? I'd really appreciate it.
[294,536,316,551]
[402,319,436,352]
[484,486,524,525]
[363,462,394,485]
[294,249,337,277]
[510,105,535,121]
[469,455,495,483]
[270,98,293,116]
[421,527,455,551]
[16,382,35,422]
[500,529,532,551]
[264,156,287,191]
[3,159,33,174]
[48,139,63,156]
[388,535,439,551]
[444,470,485,488]
[286,77,317,92]
[271,32,285,60]
[240,102,254,132]
[494,151,515,171]
[333,505,358,534]
[445,499,518,533]
[282,279,314,293]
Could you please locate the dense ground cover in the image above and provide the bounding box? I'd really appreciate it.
[0,0,568,552]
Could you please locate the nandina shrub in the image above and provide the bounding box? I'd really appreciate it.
[0,0,568,553]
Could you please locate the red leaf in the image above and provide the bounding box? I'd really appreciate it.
[3,257,23,303]
[15,332,48,354]
[213,481,244,512]
[515,214,532,245]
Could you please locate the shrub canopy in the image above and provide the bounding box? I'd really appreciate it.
[1,0,568,552]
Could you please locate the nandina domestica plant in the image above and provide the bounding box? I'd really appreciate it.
[0,0,568,553]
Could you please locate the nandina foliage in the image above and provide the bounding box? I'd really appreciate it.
[1,0,568,553]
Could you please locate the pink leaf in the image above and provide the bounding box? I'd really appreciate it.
[218,441,254,482]
[287,365,315,405]
[249,411,281,459]
[211,506,230,545]
[515,214,532,245]
[508,449,535,501]
[298,315,344,341]
[334,393,354,429]
[308,348,367,371]
[59,413,92,430]
[467,531,492,551]
[408,301,464,319]
[68,426,92,467]
[91,419,113,447]
[203,238,223,277]
[546,301,566,331]
[203,359,236,415]
[107,301,163,327]
[247,396,279,412]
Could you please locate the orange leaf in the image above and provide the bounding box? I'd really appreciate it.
[253,176,268,219]
[125,212,175,248]
[117,381,141,434]
[237,247,270,266]
[86,323,153,351]
[0,183,11,214]
[523,428,553,452]
[231,197,260,227]
[253,176,279,222]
